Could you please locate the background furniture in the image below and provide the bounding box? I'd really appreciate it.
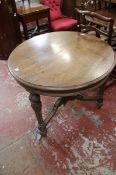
[0,0,21,59]
[41,0,77,31]
[8,32,115,136]
[78,0,116,79]
[62,0,76,18]
[80,0,116,30]
[75,8,114,44]
[96,0,116,79]
[17,3,50,39]
[94,0,116,49]
[82,0,116,77]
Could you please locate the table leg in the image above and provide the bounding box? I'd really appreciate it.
[96,82,106,109]
[29,93,47,136]
[28,81,107,136]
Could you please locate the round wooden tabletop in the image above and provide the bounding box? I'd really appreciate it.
[8,32,115,95]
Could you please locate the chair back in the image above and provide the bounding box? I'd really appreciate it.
[75,8,114,44]
[42,0,63,21]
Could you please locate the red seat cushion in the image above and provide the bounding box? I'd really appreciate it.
[42,0,63,21]
[51,17,77,31]
[42,0,78,31]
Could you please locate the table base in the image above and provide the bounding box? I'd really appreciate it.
[29,81,106,137]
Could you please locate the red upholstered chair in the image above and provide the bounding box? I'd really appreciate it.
[41,0,78,31]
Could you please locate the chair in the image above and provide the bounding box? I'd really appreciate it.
[75,8,115,101]
[41,0,78,31]
[75,8,114,44]
[94,0,116,48]
[80,1,116,41]
[94,0,116,79]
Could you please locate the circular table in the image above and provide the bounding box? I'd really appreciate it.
[8,32,115,136]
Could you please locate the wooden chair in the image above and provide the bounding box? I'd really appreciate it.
[80,0,116,43]
[94,0,116,79]
[75,8,114,44]
[75,8,115,87]
[80,0,116,27]
[41,0,78,31]
[79,0,116,80]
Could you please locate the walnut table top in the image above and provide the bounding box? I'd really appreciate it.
[8,32,115,95]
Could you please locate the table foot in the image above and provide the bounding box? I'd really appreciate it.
[34,128,42,142]
[96,99,103,109]
[29,93,47,136]
[38,125,47,136]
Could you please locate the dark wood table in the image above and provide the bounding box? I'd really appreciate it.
[17,3,50,39]
[8,32,115,136]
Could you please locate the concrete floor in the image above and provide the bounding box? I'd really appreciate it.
[0,61,116,175]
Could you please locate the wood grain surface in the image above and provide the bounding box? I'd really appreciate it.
[8,32,115,92]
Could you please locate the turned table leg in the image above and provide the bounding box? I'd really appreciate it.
[96,82,106,109]
[29,93,47,136]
